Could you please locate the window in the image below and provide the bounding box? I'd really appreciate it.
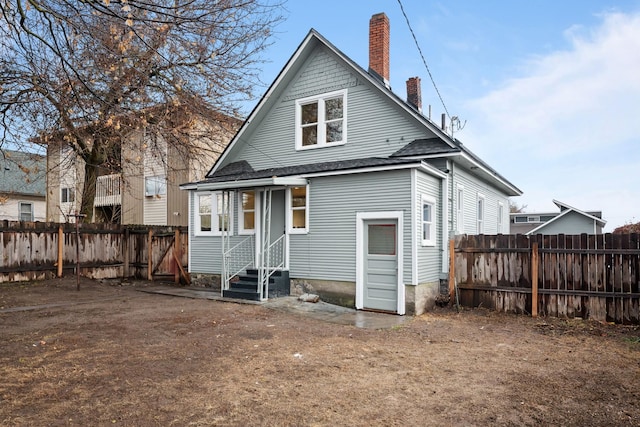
[477,194,485,233]
[527,216,541,223]
[514,216,527,223]
[288,186,308,233]
[61,187,75,203]
[295,90,346,150]
[421,195,436,246]
[19,202,33,221]
[456,186,464,233]
[497,202,504,233]
[194,192,234,236]
[239,191,255,234]
[145,175,166,197]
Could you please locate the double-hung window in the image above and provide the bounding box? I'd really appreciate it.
[239,191,256,234]
[456,185,464,233]
[497,202,504,233]
[194,191,234,236]
[295,90,346,150]
[288,186,308,233]
[19,202,33,221]
[477,194,485,233]
[421,195,436,246]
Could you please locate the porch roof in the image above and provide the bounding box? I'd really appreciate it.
[181,157,431,191]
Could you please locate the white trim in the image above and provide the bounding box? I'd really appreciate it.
[181,177,307,191]
[188,192,192,273]
[286,184,309,234]
[497,201,505,234]
[411,170,417,286]
[295,89,347,150]
[356,211,405,315]
[238,190,256,235]
[441,175,449,274]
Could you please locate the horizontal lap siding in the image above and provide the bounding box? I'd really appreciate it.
[290,170,412,283]
[454,167,509,235]
[538,211,595,235]
[416,171,442,283]
[223,47,437,171]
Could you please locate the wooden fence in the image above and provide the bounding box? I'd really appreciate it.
[0,221,189,284]
[451,234,640,324]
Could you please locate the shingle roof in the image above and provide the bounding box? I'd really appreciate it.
[201,157,419,184]
[0,150,46,197]
[390,138,460,157]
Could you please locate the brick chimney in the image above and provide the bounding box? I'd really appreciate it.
[369,13,390,86]
[406,77,422,112]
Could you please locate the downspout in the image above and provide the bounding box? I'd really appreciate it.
[441,164,449,275]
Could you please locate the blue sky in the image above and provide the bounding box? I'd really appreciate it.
[249,0,640,230]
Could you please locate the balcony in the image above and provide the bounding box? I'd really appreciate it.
[94,174,122,207]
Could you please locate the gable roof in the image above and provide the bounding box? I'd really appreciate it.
[525,199,606,235]
[202,28,521,196]
[0,150,46,197]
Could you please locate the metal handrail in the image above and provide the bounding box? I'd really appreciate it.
[223,234,255,290]
[259,234,285,300]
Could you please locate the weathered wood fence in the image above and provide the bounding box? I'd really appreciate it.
[451,234,640,324]
[0,221,189,284]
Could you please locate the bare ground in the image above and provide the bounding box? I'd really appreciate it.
[1,278,639,427]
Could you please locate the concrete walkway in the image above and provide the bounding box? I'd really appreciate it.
[139,286,410,330]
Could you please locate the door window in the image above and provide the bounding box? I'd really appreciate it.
[367,224,396,255]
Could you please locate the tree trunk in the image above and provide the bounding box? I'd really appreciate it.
[80,157,98,222]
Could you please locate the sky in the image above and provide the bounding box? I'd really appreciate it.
[248,0,640,230]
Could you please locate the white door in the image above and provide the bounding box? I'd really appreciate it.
[363,219,398,312]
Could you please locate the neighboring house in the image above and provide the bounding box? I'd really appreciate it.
[510,200,606,235]
[0,150,46,222]
[181,13,522,315]
[44,108,238,225]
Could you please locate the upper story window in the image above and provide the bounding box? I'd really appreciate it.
[421,195,436,246]
[288,185,309,234]
[145,175,166,197]
[194,191,234,236]
[295,90,346,150]
[497,201,504,233]
[61,187,75,203]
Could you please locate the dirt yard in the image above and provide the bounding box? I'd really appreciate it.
[1,278,639,426]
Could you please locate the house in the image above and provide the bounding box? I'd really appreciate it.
[181,13,522,315]
[510,200,606,235]
[44,107,238,225]
[0,150,46,222]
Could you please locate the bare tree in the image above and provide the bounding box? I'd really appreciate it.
[509,201,527,213]
[0,0,283,220]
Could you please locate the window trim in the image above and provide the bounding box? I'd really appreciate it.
[238,190,256,235]
[477,193,485,234]
[19,202,34,222]
[497,201,504,233]
[456,185,464,233]
[421,194,436,246]
[193,191,234,237]
[287,185,309,234]
[295,89,347,151]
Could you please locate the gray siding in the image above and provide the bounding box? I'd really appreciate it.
[415,170,442,284]
[221,45,437,171]
[291,169,413,284]
[535,211,596,235]
[453,166,509,235]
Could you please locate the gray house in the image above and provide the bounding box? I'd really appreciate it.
[510,200,606,235]
[182,13,521,315]
[0,150,46,222]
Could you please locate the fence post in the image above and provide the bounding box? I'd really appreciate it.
[57,225,63,277]
[532,242,539,317]
[123,227,130,279]
[449,239,455,301]
[174,228,181,284]
[147,229,153,281]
